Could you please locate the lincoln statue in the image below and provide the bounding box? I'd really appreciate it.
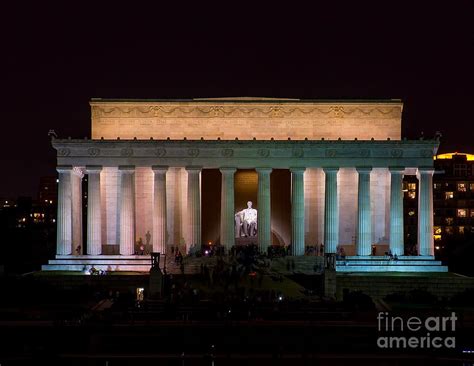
[235,201,258,238]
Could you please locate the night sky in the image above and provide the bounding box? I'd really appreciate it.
[1,2,472,197]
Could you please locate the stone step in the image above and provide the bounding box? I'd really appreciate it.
[336,260,443,266]
[48,259,154,265]
[42,264,152,272]
[336,264,448,272]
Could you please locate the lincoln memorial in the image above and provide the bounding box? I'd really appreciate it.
[43,98,446,272]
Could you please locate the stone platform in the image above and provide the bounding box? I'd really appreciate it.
[42,255,162,272]
[335,255,448,272]
[42,254,448,273]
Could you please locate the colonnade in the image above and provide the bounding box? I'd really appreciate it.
[56,166,434,257]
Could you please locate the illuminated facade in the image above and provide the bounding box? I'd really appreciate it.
[42,98,447,272]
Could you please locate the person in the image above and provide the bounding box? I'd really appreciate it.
[137,237,144,255]
[145,230,151,246]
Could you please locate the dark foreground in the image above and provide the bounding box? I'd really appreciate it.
[1,272,474,365]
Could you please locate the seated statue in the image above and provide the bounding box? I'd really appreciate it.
[235,201,258,238]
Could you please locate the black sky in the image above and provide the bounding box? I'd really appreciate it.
[1,1,473,197]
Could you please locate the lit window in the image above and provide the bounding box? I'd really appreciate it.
[433,183,441,190]
[470,183,474,191]
[445,217,454,225]
[459,226,465,234]
[408,209,416,216]
[457,209,467,218]
[407,183,416,190]
[434,227,442,235]
[457,183,467,192]
[408,191,416,199]
[434,234,442,241]
[445,192,454,199]
[471,210,474,218]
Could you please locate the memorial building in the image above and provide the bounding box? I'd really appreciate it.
[43,98,447,272]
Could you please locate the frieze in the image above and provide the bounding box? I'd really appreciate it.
[58,148,71,156]
[257,149,270,158]
[420,149,433,158]
[391,149,403,158]
[91,104,401,120]
[292,148,304,158]
[154,148,166,157]
[187,148,200,157]
[121,148,134,157]
[87,148,100,156]
[221,148,234,157]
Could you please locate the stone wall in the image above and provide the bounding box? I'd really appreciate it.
[91,100,403,141]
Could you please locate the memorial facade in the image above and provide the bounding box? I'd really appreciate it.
[43,98,447,272]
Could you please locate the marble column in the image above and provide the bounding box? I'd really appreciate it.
[389,167,405,256]
[152,166,168,254]
[71,167,83,255]
[291,168,305,256]
[257,168,272,253]
[86,166,102,255]
[323,168,339,254]
[56,166,73,255]
[186,167,202,252]
[417,167,435,256]
[119,166,135,256]
[220,168,236,251]
[356,167,372,256]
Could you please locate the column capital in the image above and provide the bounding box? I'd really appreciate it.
[152,165,169,173]
[389,166,405,173]
[290,167,306,174]
[256,168,272,174]
[417,167,435,174]
[85,165,103,174]
[323,167,339,174]
[57,165,73,173]
[356,166,372,173]
[185,166,202,172]
[72,167,84,178]
[219,167,237,174]
[118,165,135,173]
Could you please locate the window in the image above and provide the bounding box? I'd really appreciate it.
[407,183,416,190]
[408,191,416,199]
[433,183,441,190]
[454,164,467,176]
[434,234,442,241]
[408,209,416,216]
[434,227,442,235]
[458,226,465,234]
[470,210,474,218]
[470,183,474,191]
[457,183,467,192]
[445,217,454,225]
[445,226,454,235]
[445,191,454,199]
[457,209,467,218]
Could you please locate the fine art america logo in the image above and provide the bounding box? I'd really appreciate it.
[377,312,457,349]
